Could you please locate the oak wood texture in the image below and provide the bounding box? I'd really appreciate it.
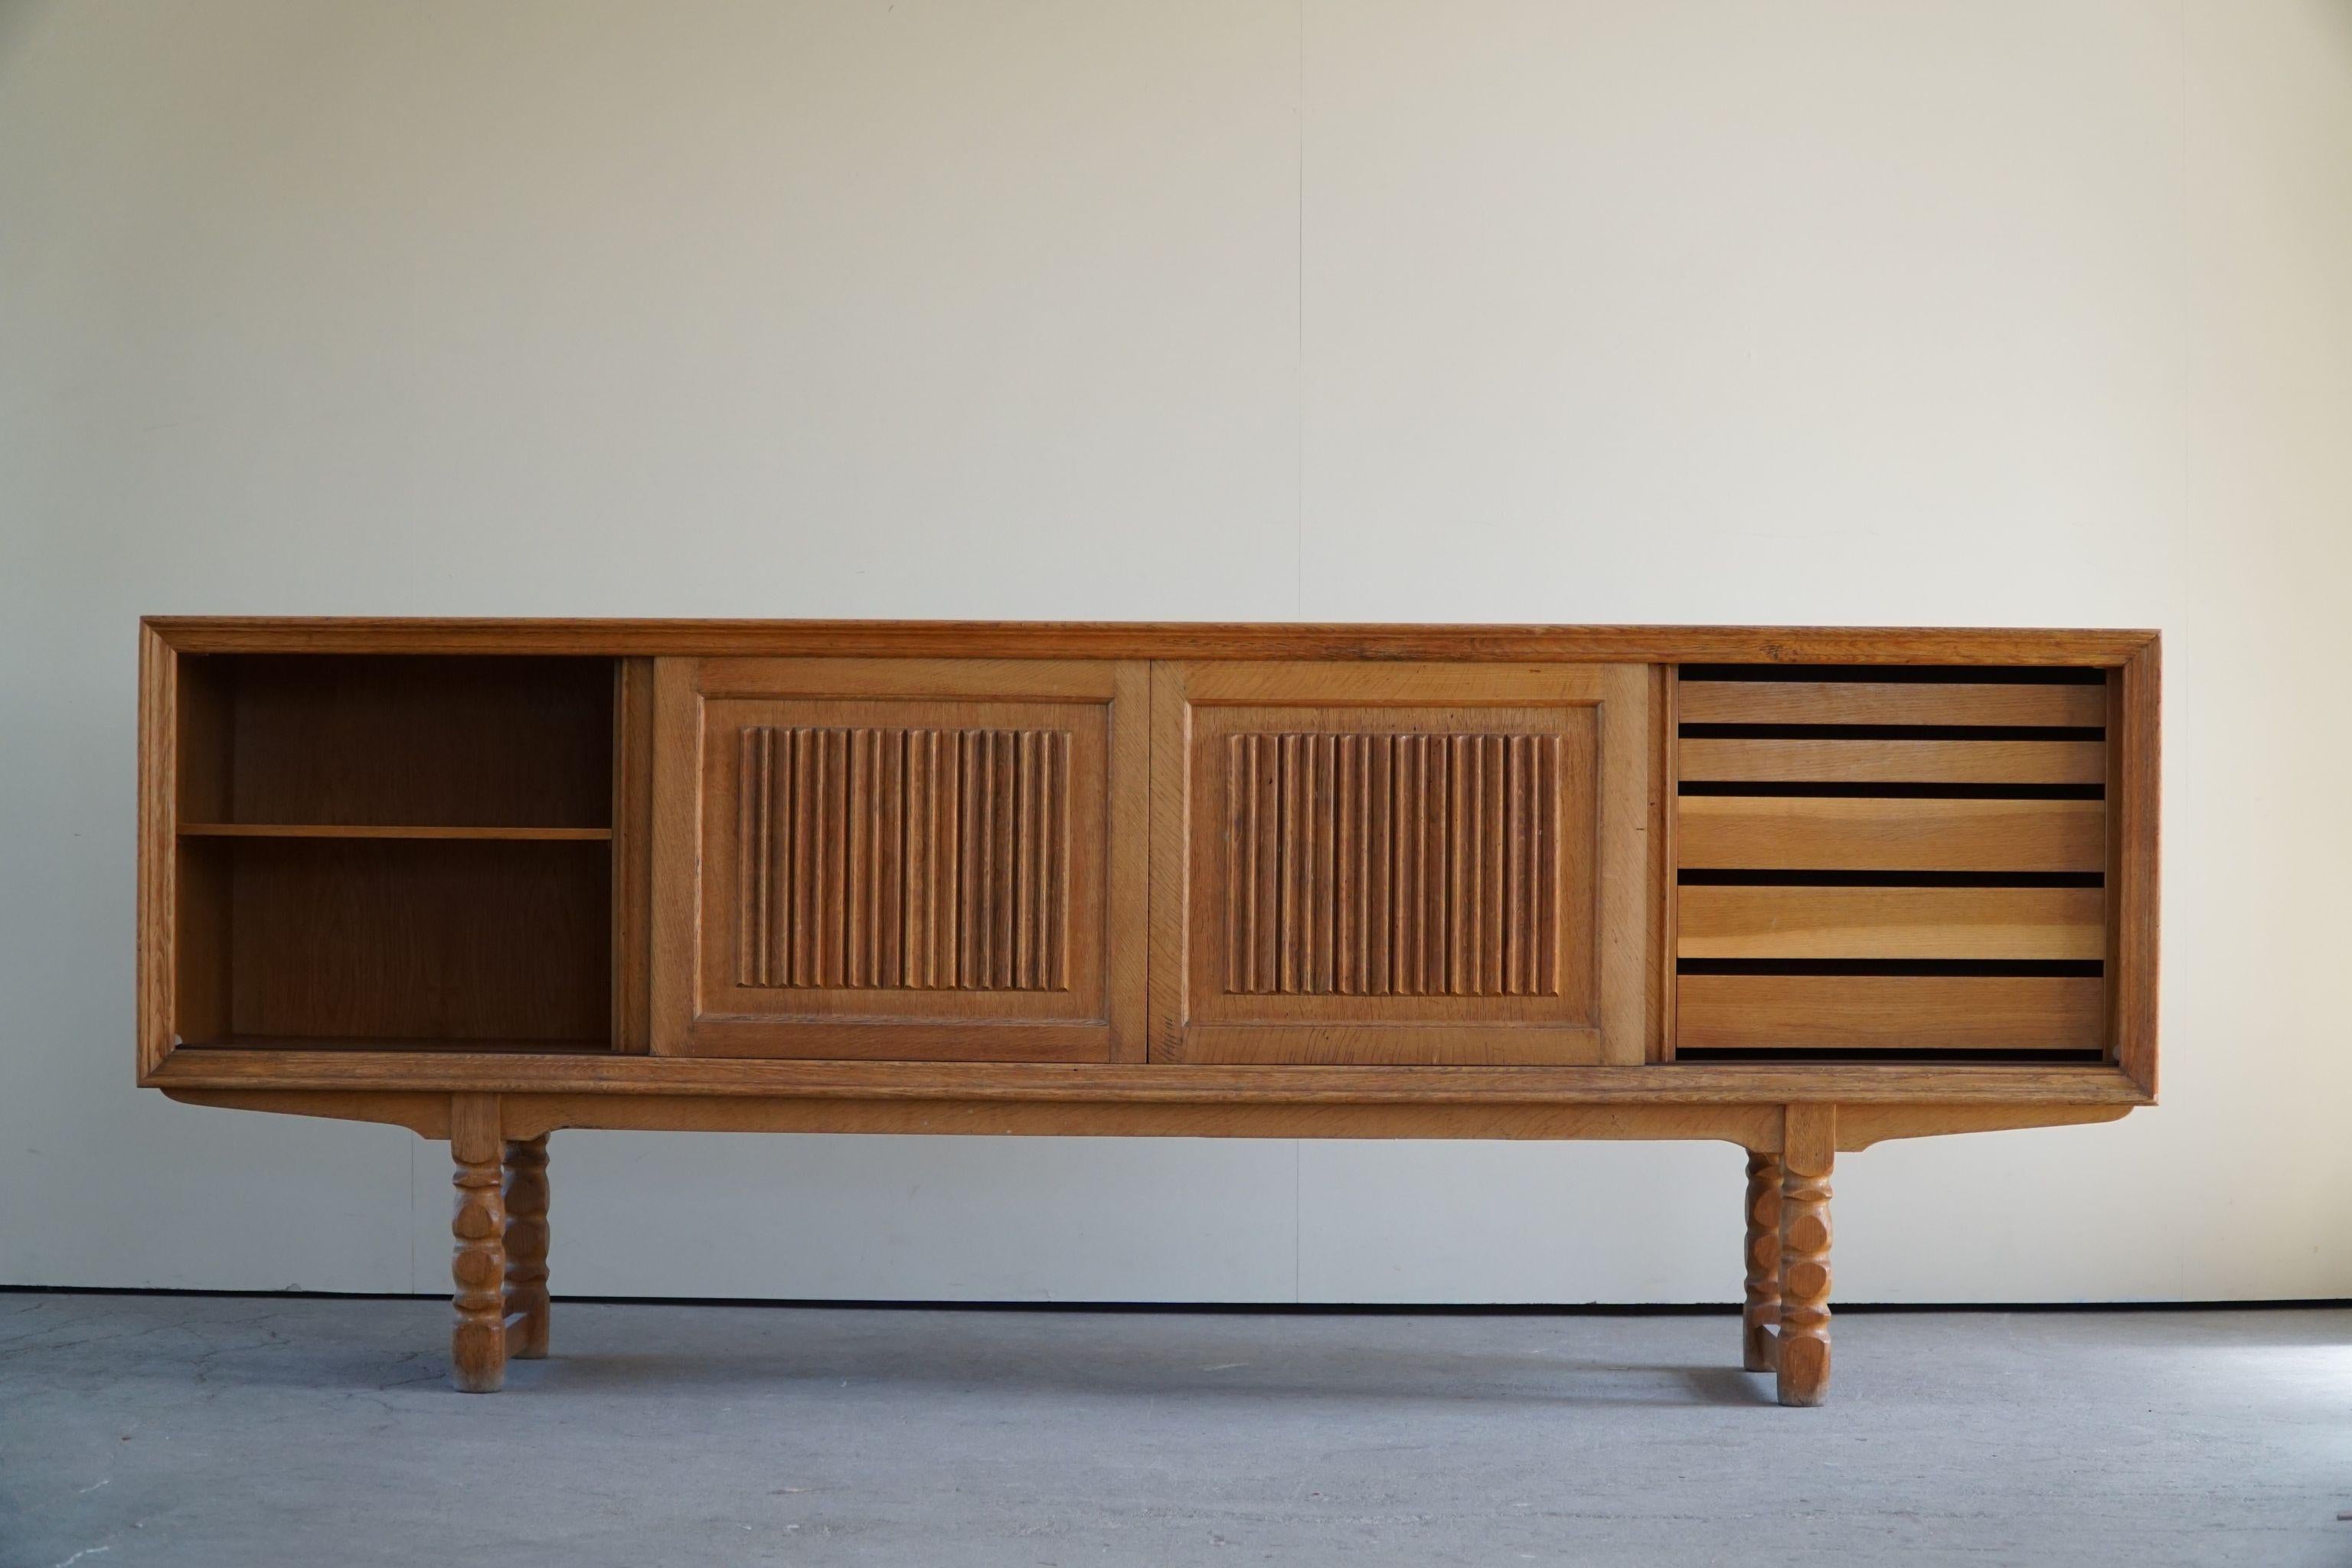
[1743,1152,1782,1373]
[159,1087,2133,1147]
[1776,1105,1834,1406]
[1668,661,2122,1074]
[1677,797,2105,873]
[2109,646,2161,1096]
[1151,662,1652,1067]
[449,1094,507,1393]
[172,838,232,1054]
[612,658,656,1054]
[1677,975,2104,1054]
[140,619,2158,1080]
[138,622,180,1077]
[145,618,2158,666]
[174,824,612,841]
[1219,731,1565,998]
[1831,1101,2130,1149]
[149,645,623,1060]
[185,837,609,1047]
[1677,737,2105,786]
[488,1093,1788,1145]
[1655,670,1679,1061]
[175,654,612,828]
[501,1135,550,1360]
[148,1049,2151,1104]
[733,724,1073,991]
[650,658,1148,1063]
[1677,886,2105,962]
[178,1037,613,1054]
[133,616,2164,1222]
[1677,679,2108,727]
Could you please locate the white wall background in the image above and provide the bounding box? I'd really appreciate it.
[5,0,2349,1304]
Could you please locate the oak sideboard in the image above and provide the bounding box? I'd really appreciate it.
[136,619,2160,1404]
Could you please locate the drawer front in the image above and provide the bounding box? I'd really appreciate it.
[651,658,1148,1060]
[1151,662,1655,1066]
[1673,666,2112,1060]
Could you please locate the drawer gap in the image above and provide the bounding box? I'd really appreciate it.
[1678,958,2102,977]
[1679,868,2103,887]
[1677,782,2103,800]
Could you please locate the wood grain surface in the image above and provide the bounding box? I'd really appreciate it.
[1677,796,2105,872]
[1677,737,2105,786]
[1743,1151,1782,1373]
[146,1050,2151,1104]
[1152,662,1648,1067]
[1677,886,2104,961]
[157,1087,2137,1146]
[448,1094,506,1393]
[1775,1105,1834,1406]
[653,657,1148,1063]
[136,622,2161,1135]
[145,617,2158,667]
[1677,679,2106,727]
[1677,974,2104,1053]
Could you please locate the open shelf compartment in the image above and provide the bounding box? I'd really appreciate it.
[169,654,626,1054]
[176,655,613,829]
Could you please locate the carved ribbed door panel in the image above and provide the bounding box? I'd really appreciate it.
[1149,663,1657,1064]
[650,658,1148,1060]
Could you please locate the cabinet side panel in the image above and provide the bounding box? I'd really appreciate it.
[1655,665,1676,1061]
[137,625,175,1077]
[2110,642,2161,1093]
[612,657,656,1053]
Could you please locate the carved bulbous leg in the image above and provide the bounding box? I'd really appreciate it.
[449,1096,508,1393]
[1777,1107,1834,1407]
[1743,1151,1783,1373]
[503,1135,551,1360]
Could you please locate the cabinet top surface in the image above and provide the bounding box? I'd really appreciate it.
[143,617,2161,665]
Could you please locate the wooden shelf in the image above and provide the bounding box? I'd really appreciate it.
[178,823,612,841]
[176,1034,612,1055]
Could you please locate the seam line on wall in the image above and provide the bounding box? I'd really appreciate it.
[1295,0,1305,618]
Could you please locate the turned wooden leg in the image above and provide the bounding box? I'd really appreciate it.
[1743,1151,1782,1373]
[449,1095,508,1393]
[503,1134,551,1360]
[1777,1105,1834,1407]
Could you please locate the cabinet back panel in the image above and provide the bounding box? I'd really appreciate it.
[185,655,612,828]
[211,838,609,1045]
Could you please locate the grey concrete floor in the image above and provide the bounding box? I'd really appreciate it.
[1,1293,2347,1567]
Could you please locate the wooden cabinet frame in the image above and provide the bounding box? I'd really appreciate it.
[134,618,2161,1404]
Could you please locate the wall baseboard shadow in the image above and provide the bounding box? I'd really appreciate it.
[4,1285,2346,1314]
